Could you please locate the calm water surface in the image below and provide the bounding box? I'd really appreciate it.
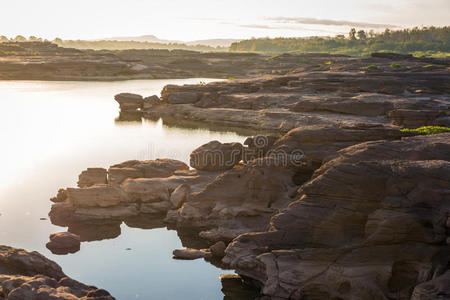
[0,79,247,300]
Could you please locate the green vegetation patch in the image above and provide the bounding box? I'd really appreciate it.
[401,126,450,135]
[229,27,450,56]
[363,65,381,71]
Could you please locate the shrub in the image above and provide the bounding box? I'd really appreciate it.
[363,65,380,71]
[401,126,450,135]
[391,63,401,69]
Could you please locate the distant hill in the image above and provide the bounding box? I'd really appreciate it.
[102,35,182,44]
[100,35,240,47]
[185,39,242,47]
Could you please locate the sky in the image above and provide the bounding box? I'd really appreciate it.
[1,0,449,41]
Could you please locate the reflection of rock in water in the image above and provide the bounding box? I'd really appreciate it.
[68,221,121,242]
[151,116,266,137]
[124,214,166,229]
[220,274,261,300]
[115,111,143,122]
[172,226,212,250]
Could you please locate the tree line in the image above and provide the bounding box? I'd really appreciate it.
[0,36,227,52]
[1,26,449,57]
[229,26,450,57]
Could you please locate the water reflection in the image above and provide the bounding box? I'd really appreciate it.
[0,79,248,300]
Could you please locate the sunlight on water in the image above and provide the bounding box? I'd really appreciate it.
[0,79,245,300]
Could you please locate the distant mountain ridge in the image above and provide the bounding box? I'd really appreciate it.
[99,35,241,47]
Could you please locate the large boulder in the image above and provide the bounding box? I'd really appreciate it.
[66,185,124,208]
[77,168,107,188]
[114,93,143,111]
[121,178,171,203]
[270,123,407,164]
[190,141,243,171]
[0,246,115,299]
[108,159,189,185]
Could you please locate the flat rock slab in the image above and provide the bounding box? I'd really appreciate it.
[172,248,211,260]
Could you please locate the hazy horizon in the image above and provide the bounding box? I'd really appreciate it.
[1,0,449,41]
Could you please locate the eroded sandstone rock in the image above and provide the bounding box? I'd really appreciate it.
[223,133,450,299]
[0,246,114,299]
[172,248,211,260]
[190,141,243,171]
[77,168,107,188]
[46,232,81,255]
[114,93,143,112]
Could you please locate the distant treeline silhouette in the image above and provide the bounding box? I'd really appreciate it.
[0,35,226,52]
[229,27,450,57]
[1,26,449,57]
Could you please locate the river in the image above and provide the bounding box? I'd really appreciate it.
[0,79,247,299]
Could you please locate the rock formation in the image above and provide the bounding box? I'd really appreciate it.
[44,51,450,299]
[122,54,450,132]
[46,232,81,255]
[0,245,114,299]
[223,133,450,299]
[48,158,220,238]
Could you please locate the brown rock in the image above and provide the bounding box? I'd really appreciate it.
[224,134,450,299]
[50,188,68,203]
[172,248,211,260]
[190,141,243,171]
[209,241,227,257]
[77,168,107,188]
[114,93,143,111]
[170,184,191,208]
[46,232,81,255]
[67,185,123,208]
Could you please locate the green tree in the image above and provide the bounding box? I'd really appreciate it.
[349,28,357,40]
[13,35,27,42]
[357,30,367,40]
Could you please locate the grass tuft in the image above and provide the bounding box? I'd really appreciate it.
[401,126,450,135]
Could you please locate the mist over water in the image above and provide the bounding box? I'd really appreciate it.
[0,79,246,299]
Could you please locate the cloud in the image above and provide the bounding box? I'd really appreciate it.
[267,17,398,29]
[237,24,337,34]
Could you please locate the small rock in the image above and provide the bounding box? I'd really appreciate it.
[190,141,243,171]
[172,248,211,260]
[46,232,81,255]
[209,241,227,257]
[143,95,161,110]
[50,188,68,203]
[170,184,191,208]
[114,93,143,112]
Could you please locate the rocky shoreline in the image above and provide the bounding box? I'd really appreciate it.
[0,246,115,299]
[7,51,449,299]
[1,42,332,81]
[115,53,449,133]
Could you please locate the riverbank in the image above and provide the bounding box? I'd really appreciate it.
[0,41,301,81]
[46,52,450,298]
